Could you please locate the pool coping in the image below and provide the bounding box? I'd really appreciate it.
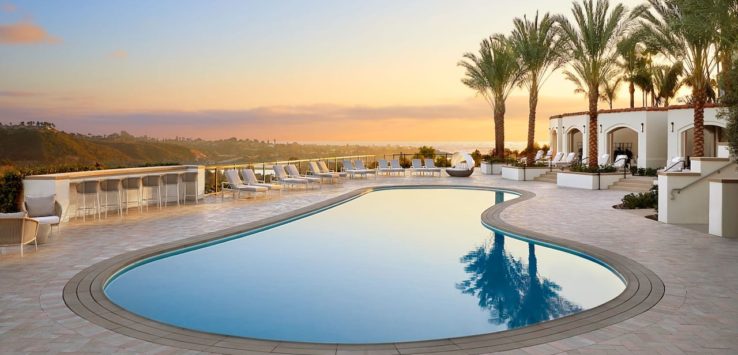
[63,185,665,354]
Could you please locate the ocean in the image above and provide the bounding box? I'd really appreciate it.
[299,140,532,154]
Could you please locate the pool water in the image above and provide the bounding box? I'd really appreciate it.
[105,188,625,344]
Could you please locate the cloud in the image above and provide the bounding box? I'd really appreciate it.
[1,2,16,13]
[0,20,61,44]
[109,49,127,59]
[0,90,43,97]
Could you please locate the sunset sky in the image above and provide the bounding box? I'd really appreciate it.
[0,0,644,143]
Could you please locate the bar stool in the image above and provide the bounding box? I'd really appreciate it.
[162,173,181,207]
[180,172,199,204]
[74,180,101,221]
[122,177,143,214]
[100,178,123,218]
[141,175,162,211]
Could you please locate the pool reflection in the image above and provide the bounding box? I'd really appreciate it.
[457,232,582,328]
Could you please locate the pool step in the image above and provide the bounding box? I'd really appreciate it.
[534,171,558,183]
[609,177,656,193]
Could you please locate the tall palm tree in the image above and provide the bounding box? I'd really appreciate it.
[653,62,684,106]
[555,0,639,167]
[714,0,738,96]
[510,12,565,165]
[617,34,646,108]
[459,35,523,159]
[640,0,720,157]
[600,74,623,109]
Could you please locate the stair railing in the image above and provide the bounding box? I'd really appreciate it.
[670,160,737,200]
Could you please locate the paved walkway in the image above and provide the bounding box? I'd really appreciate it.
[1,173,736,354]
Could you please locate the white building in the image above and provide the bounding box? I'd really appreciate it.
[548,104,727,168]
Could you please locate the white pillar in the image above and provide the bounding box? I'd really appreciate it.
[709,179,738,238]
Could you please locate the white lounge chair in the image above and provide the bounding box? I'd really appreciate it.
[612,154,628,170]
[286,165,322,188]
[273,164,311,189]
[424,158,442,177]
[556,152,577,168]
[240,168,283,193]
[222,169,268,200]
[342,159,368,179]
[390,159,406,176]
[410,159,427,176]
[308,162,340,183]
[662,157,685,172]
[318,161,347,178]
[543,150,553,161]
[549,152,564,167]
[376,159,392,176]
[598,153,610,166]
[353,160,376,178]
[520,150,544,164]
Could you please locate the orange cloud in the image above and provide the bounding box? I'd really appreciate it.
[110,49,127,59]
[0,21,60,44]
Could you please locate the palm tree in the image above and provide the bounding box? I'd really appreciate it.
[555,0,639,167]
[632,61,654,107]
[653,62,684,106]
[714,0,738,96]
[459,35,523,159]
[640,0,720,157]
[617,34,646,108]
[510,12,565,165]
[600,74,623,109]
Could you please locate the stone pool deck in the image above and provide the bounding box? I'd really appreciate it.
[1,173,737,354]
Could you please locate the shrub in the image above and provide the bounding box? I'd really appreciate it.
[0,171,23,213]
[569,163,617,173]
[620,186,658,210]
[630,166,660,176]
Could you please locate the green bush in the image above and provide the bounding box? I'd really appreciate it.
[620,186,658,210]
[630,166,660,176]
[569,163,617,173]
[0,171,23,213]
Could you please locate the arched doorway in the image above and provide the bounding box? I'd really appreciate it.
[567,128,583,156]
[682,125,726,157]
[607,127,638,165]
[550,130,558,154]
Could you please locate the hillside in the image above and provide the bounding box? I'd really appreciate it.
[0,125,415,168]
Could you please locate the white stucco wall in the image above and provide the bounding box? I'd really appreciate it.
[666,107,724,160]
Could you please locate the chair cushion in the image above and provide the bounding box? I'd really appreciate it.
[0,212,27,219]
[25,195,57,217]
[31,216,60,225]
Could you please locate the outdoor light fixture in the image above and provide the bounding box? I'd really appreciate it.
[641,123,644,132]
[671,122,674,132]
[600,124,602,133]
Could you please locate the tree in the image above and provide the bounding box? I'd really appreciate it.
[617,34,647,108]
[555,0,639,167]
[459,35,523,159]
[640,0,721,156]
[653,62,684,106]
[600,73,624,109]
[719,58,738,157]
[510,12,564,165]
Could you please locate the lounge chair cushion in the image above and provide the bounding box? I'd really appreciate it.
[32,216,60,225]
[0,212,27,219]
[24,195,57,217]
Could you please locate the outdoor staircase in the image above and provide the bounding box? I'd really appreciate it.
[609,176,656,193]
[534,170,558,183]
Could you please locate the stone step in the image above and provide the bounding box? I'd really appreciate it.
[613,180,655,188]
[534,171,558,183]
[610,185,652,193]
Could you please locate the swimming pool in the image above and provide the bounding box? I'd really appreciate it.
[104,188,625,344]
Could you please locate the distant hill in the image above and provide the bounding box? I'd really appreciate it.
[0,125,198,167]
[0,124,416,168]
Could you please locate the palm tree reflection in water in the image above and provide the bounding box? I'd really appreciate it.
[457,232,581,328]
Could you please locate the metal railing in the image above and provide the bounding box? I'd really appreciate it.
[203,155,376,194]
[670,160,737,200]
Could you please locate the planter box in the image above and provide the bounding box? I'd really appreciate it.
[501,166,550,181]
[557,172,623,190]
[481,162,504,175]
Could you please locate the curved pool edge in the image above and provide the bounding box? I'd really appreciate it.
[63,185,664,354]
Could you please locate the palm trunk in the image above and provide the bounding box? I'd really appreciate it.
[526,81,539,166]
[494,101,506,159]
[588,90,599,168]
[629,81,635,108]
[693,87,706,157]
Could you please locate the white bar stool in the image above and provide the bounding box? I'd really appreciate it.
[100,178,123,218]
[141,175,162,211]
[122,177,143,214]
[180,172,199,204]
[162,173,181,207]
[75,180,101,221]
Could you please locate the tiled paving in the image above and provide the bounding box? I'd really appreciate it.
[2,173,737,354]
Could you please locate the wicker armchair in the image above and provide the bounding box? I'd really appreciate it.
[0,217,39,256]
[23,199,63,231]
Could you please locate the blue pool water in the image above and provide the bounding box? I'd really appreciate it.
[105,188,625,344]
